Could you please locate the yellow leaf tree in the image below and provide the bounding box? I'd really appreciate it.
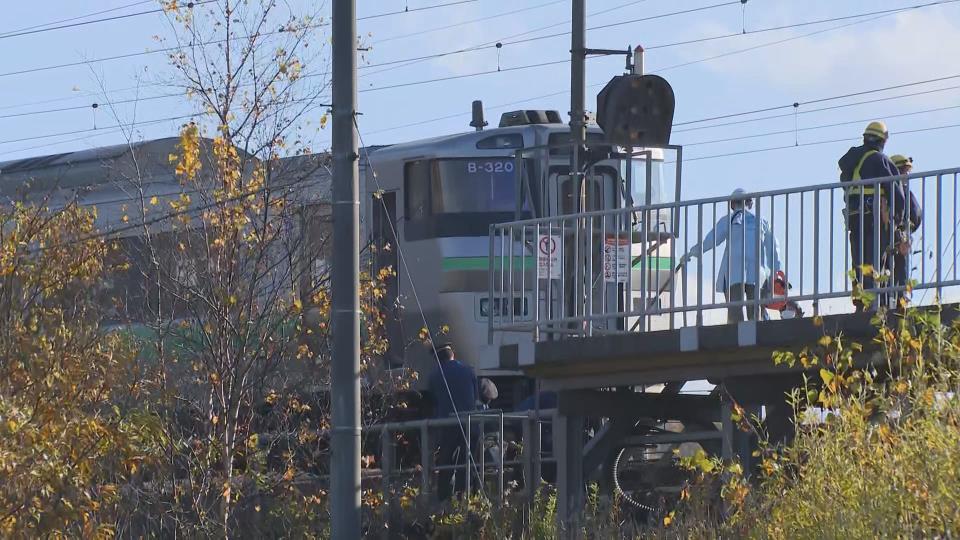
[0,200,161,537]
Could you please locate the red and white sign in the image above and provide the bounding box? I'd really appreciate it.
[537,234,562,280]
[603,235,631,283]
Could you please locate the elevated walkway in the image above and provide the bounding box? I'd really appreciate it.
[511,305,960,391]
[487,167,960,529]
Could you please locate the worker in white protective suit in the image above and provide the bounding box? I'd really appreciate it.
[679,188,782,323]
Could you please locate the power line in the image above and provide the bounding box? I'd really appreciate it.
[358,0,734,71]
[370,0,566,45]
[0,1,213,41]
[5,70,958,152]
[0,91,332,149]
[0,0,477,81]
[0,0,474,41]
[358,0,955,75]
[653,0,960,75]
[359,58,571,93]
[0,114,196,147]
[366,71,960,137]
[681,104,960,147]
[645,0,960,51]
[0,128,128,158]
[674,72,960,127]
[683,122,960,163]
[362,0,957,134]
[10,0,948,119]
[4,2,956,150]
[364,88,570,135]
[0,0,153,37]
[674,83,960,133]
[355,0,649,81]
[358,0,479,21]
[0,93,182,121]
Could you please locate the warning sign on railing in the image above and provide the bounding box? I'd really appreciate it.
[603,235,630,283]
[537,234,562,280]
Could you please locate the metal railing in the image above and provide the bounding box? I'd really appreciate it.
[368,408,556,508]
[489,168,960,340]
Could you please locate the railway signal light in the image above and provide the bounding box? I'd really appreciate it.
[596,74,675,147]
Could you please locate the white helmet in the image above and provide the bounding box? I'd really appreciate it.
[730,187,753,208]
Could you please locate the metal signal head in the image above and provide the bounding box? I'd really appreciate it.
[596,74,675,147]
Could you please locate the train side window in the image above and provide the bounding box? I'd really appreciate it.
[404,160,431,221]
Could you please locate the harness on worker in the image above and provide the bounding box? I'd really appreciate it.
[844,149,878,198]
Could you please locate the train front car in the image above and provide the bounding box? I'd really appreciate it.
[362,111,672,405]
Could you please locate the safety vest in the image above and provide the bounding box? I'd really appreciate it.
[846,150,878,196]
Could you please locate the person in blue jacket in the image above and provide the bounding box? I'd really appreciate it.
[838,121,906,311]
[428,343,478,501]
[680,188,782,323]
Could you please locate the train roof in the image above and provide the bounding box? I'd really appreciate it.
[0,138,183,196]
[0,138,336,202]
[367,124,665,162]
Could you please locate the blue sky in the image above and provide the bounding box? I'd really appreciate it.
[1,0,959,202]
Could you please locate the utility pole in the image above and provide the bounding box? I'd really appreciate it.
[330,0,360,537]
[558,3,587,537]
[565,0,587,327]
[569,0,586,213]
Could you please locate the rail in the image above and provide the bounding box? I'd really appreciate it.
[489,167,960,340]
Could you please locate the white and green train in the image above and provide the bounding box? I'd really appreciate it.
[360,108,679,400]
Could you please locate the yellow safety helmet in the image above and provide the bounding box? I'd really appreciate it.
[890,154,913,169]
[863,121,889,141]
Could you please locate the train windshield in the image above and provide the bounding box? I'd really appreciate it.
[433,158,530,214]
[628,157,669,206]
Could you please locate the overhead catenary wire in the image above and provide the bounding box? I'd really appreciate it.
[0,114,197,147]
[675,73,960,128]
[3,2,958,156]
[0,0,154,37]
[3,0,951,120]
[20,118,960,240]
[0,91,332,147]
[0,0,477,81]
[0,128,129,158]
[357,0,479,21]
[13,68,956,127]
[651,1,957,75]
[359,0,735,71]
[370,0,566,45]
[0,0,474,42]
[361,0,958,135]
[675,83,960,133]
[0,0,638,117]
[354,0,651,80]
[682,122,960,163]
[357,0,955,76]
[3,68,959,157]
[365,71,960,139]
[646,0,960,51]
[680,104,960,147]
[0,1,213,41]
